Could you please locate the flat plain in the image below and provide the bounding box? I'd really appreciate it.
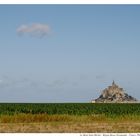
[0,103,140,133]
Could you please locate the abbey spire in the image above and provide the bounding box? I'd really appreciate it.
[112,80,115,86]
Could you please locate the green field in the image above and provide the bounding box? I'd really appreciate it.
[0,103,140,132]
[0,103,140,116]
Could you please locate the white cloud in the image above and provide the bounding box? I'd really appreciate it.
[95,75,106,82]
[47,80,66,88]
[17,23,51,38]
[0,75,77,91]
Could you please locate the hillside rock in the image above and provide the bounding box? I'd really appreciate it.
[92,81,137,103]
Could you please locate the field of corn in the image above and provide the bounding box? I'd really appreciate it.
[0,103,140,116]
[0,103,140,132]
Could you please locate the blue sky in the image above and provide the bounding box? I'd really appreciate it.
[0,5,140,102]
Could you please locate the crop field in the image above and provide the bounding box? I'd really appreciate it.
[0,103,140,116]
[0,103,140,132]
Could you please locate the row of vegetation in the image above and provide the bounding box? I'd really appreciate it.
[1,113,140,123]
[0,103,140,116]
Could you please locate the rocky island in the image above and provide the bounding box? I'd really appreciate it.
[92,81,137,103]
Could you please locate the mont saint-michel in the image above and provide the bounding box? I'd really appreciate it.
[92,81,137,103]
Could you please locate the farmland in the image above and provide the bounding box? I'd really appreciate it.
[0,103,140,132]
[0,103,140,116]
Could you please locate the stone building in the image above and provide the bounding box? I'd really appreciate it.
[92,81,137,103]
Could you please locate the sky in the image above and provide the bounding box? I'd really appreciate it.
[0,5,140,102]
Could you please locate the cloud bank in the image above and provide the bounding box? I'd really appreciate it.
[0,76,70,90]
[17,23,50,38]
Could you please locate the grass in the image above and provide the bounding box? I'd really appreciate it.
[1,113,140,123]
[0,113,108,123]
[0,113,140,132]
[0,103,140,132]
